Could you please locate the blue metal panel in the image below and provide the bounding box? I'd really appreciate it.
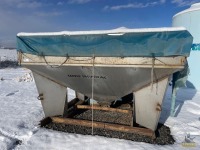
[192,43,200,50]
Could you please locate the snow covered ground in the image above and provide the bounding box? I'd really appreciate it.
[0,49,17,62]
[0,49,200,149]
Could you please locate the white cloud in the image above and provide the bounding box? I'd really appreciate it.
[68,0,91,4]
[0,9,65,47]
[17,1,42,8]
[160,0,166,4]
[0,0,43,9]
[57,2,64,6]
[34,11,64,17]
[0,0,67,47]
[104,0,166,11]
[0,10,58,35]
[171,0,200,7]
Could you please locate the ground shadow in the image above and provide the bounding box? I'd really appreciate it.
[186,80,196,89]
[0,60,19,69]
[159,81,197,124]
[6,90,19,96]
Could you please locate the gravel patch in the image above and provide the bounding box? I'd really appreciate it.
[0,60,18,68]
[42,109,175,145]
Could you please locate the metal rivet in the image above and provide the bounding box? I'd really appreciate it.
[156,103,162,111]
[37,93,44,100]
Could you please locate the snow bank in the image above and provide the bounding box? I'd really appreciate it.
[17,27,186,36]
[15,72,33,82]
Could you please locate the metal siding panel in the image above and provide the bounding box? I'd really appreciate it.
[134,77,169,131]
[33,72,67,117]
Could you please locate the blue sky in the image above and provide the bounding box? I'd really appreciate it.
[0,0,200,47]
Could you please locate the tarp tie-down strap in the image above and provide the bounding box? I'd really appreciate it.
[42,53,69,68]
[91,54,95,135]
[151,57,155,91]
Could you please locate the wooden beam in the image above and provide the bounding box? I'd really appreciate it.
[66,99,85,117]
[51,117,155,138]
[68,98,80,108]
[21,53,186,68]
[76,105,132,114]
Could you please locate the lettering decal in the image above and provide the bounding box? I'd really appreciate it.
[67,74,106,79]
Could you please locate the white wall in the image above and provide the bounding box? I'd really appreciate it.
[173,4,200,90]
